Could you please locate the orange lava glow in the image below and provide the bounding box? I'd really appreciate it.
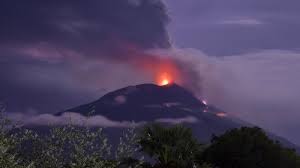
[129,51,181,86]
[160,79,170,86]
[153,59,181,86]
[157,72,172,86]
[216,112,227,117]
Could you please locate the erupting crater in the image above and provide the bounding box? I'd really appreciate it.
[156,72,174,86]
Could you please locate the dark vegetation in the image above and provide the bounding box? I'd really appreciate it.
[0,104,299,168]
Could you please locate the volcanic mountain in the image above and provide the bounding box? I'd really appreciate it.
[61,83,209,121]
[57,83,299,151]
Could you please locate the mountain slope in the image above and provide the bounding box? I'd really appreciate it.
[60,83,207,120]
[57,83,300,152]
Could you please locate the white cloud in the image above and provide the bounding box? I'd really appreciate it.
[10,112,144,128]
[9,112,199,127]
[218,17,264,26]
[155,116,198,124]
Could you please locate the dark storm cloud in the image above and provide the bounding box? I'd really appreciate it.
[0,0,170,113]
[0,0,170,59]
[165,0,300,56]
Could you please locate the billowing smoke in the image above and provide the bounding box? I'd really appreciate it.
[0,0,170,59]
[109,47,206,94]
[146,48,225,102]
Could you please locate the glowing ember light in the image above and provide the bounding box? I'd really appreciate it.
[160,79,169,86]
[151,58,181,86]
[157,72,172,86]
[216,112,227,117]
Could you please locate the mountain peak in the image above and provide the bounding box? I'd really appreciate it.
[60,83,206,119]
[99,83,202,107]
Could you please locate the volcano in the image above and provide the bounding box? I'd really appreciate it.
[56,83,299,151]
[60,83,207,121]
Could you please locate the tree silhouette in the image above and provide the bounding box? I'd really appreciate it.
[202,127,300,168]
[138,124,204,168]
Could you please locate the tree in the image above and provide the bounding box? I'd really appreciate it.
[138,124,203,168]
[16,124,148,168]
[17,125,116,168]
[0,103,34,168]
[202,127,300,168]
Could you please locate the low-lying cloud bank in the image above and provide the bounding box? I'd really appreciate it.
[9,112,199,128]
[155,116,198,124]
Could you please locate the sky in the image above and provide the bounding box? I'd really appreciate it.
[165,0,300,145]
[1,0,300,145]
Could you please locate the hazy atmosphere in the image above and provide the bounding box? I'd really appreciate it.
[1,0,300,146]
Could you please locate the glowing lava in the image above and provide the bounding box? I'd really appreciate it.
[142,57,181,86]
[157,72,173,86]
[160,79,170,86]
[216,112,227,117]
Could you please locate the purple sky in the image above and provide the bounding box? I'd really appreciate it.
[1,0,300,145]
[165,0,300,145]
[165,0,300,55]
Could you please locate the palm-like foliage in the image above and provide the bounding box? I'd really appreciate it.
[139,124,202,168]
